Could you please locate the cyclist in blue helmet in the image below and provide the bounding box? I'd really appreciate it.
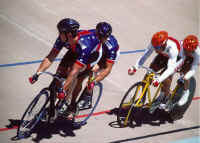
[92,22,119,82]
[29,18,108,122]
[73,22,120,110]
[57,18,80,39]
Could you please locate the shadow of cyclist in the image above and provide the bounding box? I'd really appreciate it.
[108,107,174,128]
[8,117,81,143]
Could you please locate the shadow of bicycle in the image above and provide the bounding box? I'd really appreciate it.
[108,107,174,128]
[8,117,81,143]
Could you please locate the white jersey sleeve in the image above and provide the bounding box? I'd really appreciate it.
[184,46,200,80]
[135,43,154,69]
[158,40,179,82]
[173,48,186,72]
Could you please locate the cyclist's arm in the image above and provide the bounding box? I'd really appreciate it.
[135,44,154,69]
[158,48,178,82]
[36,37,63,73]
[93,42,119,82]
[94,61,114,82]
[184,47,200,80]
[36,48,60,73]
[63,62,84,91]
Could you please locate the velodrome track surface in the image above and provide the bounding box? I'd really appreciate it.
[0,0,199,143]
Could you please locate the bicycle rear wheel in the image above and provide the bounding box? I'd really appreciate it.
[74,82,103,126]
[17,88,49,138]
[117,82,146,127]
[169,77,196,120]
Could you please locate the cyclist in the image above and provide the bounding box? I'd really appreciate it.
[175,35,200,106]
[29,18,104,122]
[128,31,181,113]
[71,22,120,110]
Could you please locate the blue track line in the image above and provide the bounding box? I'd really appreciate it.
[0,50,145,68]
[169,136,200,143]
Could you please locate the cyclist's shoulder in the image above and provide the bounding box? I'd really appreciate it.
[193,46,200,56]
[108,35,118,44]
[166,39,180,53]
[78,30,99,47]
[53,36,70,51]
[103,35,119,50]
[78,29,96,37]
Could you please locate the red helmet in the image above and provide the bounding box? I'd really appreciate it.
[183,35,199,52]
[151,31,168,48]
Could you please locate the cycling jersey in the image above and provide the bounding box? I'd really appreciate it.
[135,37,180,82]
[52,29,119,67]
[102,35,120,64]
[176,42,200,80]
[52,29,103,68]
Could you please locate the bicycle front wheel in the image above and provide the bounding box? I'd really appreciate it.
[74,82,103,126]
[17,88,49,138]
[117,82,146,127]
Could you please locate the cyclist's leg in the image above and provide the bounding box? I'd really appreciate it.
[179,57,193,90]
[178,57,193,105]
[150,54,169,100]
[161,75,173,97]
[48,51,77,119]
[70,69,92,110]
[149,55,170,113]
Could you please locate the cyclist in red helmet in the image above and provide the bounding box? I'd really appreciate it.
[128,31,181,113]
[175,35,200,106]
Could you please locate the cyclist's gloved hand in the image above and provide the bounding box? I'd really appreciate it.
[153,78,160,87]
[29,73,39,84]
[88,81,96,90]
[128,66,137,75]
[57,88,65,100]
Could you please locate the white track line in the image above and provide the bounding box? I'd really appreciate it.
[0,13,52,47]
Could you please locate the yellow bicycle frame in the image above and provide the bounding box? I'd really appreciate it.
[124,72,163,125]
[123,71,181,126]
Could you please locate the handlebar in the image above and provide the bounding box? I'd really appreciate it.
[139,65,159,76]
[37,72,65,85]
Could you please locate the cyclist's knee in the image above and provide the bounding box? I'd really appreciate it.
[161,78,172,94]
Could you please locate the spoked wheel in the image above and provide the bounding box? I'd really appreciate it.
[117,82,146,127]
[17,89,49,138]
[169,77,196,120]
[74,82,103,126]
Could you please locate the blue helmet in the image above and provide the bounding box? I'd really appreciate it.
[57,18,80,37]
[96,22,112,38]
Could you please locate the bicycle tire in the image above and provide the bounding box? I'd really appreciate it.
[169,77,196,120]
[17,88,49,138]
[74,82,103,126]
[117,82,146,127]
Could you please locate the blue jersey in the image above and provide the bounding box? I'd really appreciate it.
[52,29,103,67]
[102,35,120,64]
[52,29,119,67]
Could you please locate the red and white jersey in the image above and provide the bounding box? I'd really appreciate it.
[135,37,180,82]
[176,41,200,80]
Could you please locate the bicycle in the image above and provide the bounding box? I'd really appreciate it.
[117,65,196,127]
[16,71,103,139]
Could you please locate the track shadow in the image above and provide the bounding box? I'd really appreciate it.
[108,107,174,128]
[8,117,81,143]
